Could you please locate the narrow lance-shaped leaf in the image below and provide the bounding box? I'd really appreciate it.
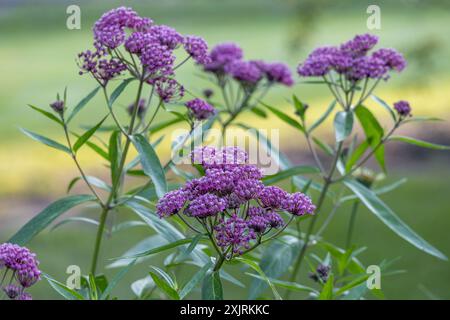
[261,102,305,133]
[67,86,101,123]
[262,165,320,185]
[9,194,96,245]
[27,104,63,126]
[354,105,385,171]
[73,115,108,152]
[248,236,300,299]
[179,261,213,299]
[202,270,223,300]
[131,134,167,198]
[100,259,136,300]
[149,267,180,300]
[309,100,336,133]
[109,130,121,184]
[334,110,354,142]
[20,128,71,154]
[388,135,450,150]
[318,274,334,300]
[371,95,396,121]
[344,179,447,261]
[44,273,85,300]
[109,78,134,108]
[236,257,282,300]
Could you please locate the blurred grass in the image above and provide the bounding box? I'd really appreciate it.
[1,0,450,299]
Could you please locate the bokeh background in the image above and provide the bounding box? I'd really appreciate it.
[0,0,449,299]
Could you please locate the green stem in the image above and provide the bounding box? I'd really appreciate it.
[345,201,360,249]
[90,78,145,275]
[284,141,343,299]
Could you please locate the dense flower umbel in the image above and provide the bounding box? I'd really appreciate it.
[0,243,41,300]
[184,36,211,65]
[394,100,412,118]
[225,60,263,86]
[156,147,315,256]
[185,98,216,121]
[204,42,244,73]
[80,7,209,86]
[297,34,406,82]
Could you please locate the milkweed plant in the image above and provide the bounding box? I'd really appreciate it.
[2,7,448,300]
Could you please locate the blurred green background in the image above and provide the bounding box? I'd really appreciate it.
[0,0,449,300]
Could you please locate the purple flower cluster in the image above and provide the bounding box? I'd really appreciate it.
[200,42,293,87]
[78,49,127,86]
[80,7,210,87]
[297,34,406,82]
[156,147,315,256]
[393,100,412,118]
[184,36,211,65]
[225,60,263,86]
[0,243,41,300]
[215,214,256,254]
[154,77,185,102]
[185,98,217,121]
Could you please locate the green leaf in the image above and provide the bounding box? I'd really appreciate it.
[73,115,108,152]
[262,165,320,185]
[179,261,213,299]
[67,86,101,123]
[318,274,334,300]
[201,270,223,300]
[117,237,195,259]
[335,274,369,297]
[250,106,268,118]
[292,94,306,121]
[355,105,385,171]
[246,273,318,294]
[66,176,110,193]
[20,128,71,154]
[175,234,204,263]
[236,257,282,300]
[248,236,300,299]
[309,100,336,133]
[344,179,447,261]
[131,134,167,198]
[50,216,99,231]
[100,259,136,300]
[312,136,334,156]
[27,104,63,126]
[262,102,305,132]
[388,135,450,150]
[345,140,370,172]
[148,117,184,134]
[72,134,109,161]
[44,273,85,300]
[334,110,354,142]
[371,95,396,121]
[109,130,121,183]
[88,274,99,300]
[320,242,365,274]
[149,267,180,300]
[402,116,444,124]
[9,194,96,245]
[109,78,134,108]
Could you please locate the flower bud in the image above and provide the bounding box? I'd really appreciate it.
[49,100,64,114]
